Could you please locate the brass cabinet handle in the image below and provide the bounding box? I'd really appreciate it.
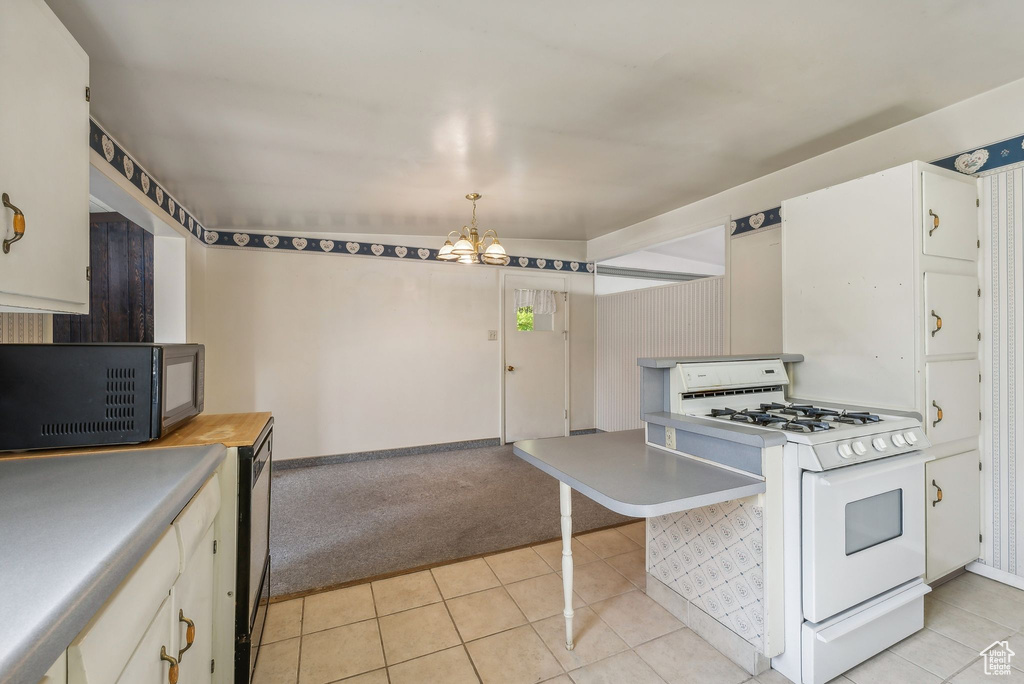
[930,310,943,337]
[928,209,940,236]
[932,400,944,427]
[1,193,25,254]
[177,609,195,660]
[932,479,943,507]
[160,646,179,684]
[506,365,515,372]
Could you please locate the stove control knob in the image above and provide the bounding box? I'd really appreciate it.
[904,431,918,445]
[892,433,908,447]
[838,444,854,459]
[872,437,888,452]
[852,441,868,456]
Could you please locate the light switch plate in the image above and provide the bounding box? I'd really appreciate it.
[665,427,676,450]
[487,330,498,341]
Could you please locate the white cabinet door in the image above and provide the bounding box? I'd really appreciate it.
[117,597,176,684]
[926,450,981,581]
[0,0,89,313]
[174,525,215,684]
[921,171,978,262]
[924,273,979,357]
[925,359,981,445]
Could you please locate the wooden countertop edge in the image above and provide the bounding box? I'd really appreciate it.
[1,412,272,460]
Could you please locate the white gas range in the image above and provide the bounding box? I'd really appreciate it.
[661,357,933,684]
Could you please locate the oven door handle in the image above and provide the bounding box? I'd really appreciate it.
[815,582,931,643]
[813,451,933,486]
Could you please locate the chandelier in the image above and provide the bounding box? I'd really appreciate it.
[437,193,510,265]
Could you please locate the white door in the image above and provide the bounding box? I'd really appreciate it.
[925,359,981,445]
[0,0,90,312]
[921,170,978,261]
[924,273,979,356]
[926,450,981,581]
[504,274,567,443]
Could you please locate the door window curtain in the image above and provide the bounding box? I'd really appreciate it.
[514,289,558,314]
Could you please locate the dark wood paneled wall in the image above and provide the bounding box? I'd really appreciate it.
[53,213,154,343]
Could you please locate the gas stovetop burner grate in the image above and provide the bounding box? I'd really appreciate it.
[707,403,882,431]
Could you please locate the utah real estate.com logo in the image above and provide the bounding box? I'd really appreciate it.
[980,640,1016,676]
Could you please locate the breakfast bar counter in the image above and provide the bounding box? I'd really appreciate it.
[512,429,765,650]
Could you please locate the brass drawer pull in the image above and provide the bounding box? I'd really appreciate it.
[932,479,943,507]
[160,646,179,684]
[1,193,25,254]
[930,310,942,337]
[932,400,943,427]
[178,609,195,660]
[928,209,940,236]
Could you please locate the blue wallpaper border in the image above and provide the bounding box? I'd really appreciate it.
[730,207,782,237]
[931,134,1024,177]
[90,119,595,274]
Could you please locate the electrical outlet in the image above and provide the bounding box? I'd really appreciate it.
[487,330,498,341]
[665,427,676,450]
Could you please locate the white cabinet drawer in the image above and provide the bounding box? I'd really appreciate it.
[921,171,979,262]
[68,528,179,684]
[174,473,220,571]
[801,580,929,684]
[116,596,176,684]
[924,273,979,357]
[926,450,981,581]
[925,359,981,445]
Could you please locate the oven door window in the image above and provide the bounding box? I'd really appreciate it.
[845,488,903,555]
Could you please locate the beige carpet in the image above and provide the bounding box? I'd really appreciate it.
[270,442,635,597]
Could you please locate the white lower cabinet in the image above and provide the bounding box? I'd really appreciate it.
[174,525,216,683]
[926,450,981,581]
[117,597,176,684]
[67,471,224,684]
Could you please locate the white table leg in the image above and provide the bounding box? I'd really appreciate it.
[559,481,575,650]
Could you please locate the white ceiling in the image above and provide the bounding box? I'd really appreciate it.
[47,0,1024,240]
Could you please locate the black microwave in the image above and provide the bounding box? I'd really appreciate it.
[0,343,204,451]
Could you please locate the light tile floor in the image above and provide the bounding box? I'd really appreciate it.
[255,523,1024,684]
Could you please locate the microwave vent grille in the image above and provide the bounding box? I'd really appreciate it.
[38,367,139,437]
[40,420,136,436]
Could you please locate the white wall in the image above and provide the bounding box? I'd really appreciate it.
[153,235,186,343]
[589,77,1024,263]
[729,227,782,354]
[201,246,595,460]
[596,277,725,432]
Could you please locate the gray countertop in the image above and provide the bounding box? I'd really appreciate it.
[0,445,226,684]
[636,353,804,368]
[512,430,766,518]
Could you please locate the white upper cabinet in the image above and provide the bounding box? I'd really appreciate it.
[926,359,981,446]
[922,170,979,261]
[924,272,979,357]
[0,0,89,313]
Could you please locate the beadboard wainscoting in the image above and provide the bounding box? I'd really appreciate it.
[596,277,725,432]
[0,313,50,343]
[979,165,1024,582]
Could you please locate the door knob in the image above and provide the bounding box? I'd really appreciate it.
[506,365,515,372]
